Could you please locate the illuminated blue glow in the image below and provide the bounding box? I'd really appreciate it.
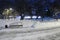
[32,16,37,18]
[38,16,41,18]
[24,16,31,19]
[16,16,21,19]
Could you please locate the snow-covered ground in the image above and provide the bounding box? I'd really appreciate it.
[0,19,60,29]
[0,19,60,40]
[0,27,60,40]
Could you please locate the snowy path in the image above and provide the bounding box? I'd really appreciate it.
[1,19,60,29]
[0,27,60,40]
[1,19,60,40]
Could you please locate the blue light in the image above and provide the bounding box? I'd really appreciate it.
[16,16,21,19]
[24,16,31,19]
[38,16,41,18]
[32,16,37,18]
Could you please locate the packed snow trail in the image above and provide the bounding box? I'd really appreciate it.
[0,19,60,40]
[1,19,60,29]
[0,27,60,40]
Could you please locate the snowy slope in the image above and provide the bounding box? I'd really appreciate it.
[0,19,60,29]
[0,19,60,40]
[0,27,60,40]
[0,19,20,28]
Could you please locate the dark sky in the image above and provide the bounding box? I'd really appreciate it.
[0,0,57,10]
[8,0,55,4]
[0,0,55,5]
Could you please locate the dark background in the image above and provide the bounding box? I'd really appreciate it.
[0,0,60,19]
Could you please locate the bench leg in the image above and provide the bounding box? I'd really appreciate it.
[5,25,8,28]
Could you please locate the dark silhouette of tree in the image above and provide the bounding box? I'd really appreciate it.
[51,0,60,20]
[0,0,12,18]
[15,0,29,20]
[34,0,45,21]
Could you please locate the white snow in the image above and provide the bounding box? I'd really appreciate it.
[0,19,60,40]
[0,27,60,40]
[0,19,60,29]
